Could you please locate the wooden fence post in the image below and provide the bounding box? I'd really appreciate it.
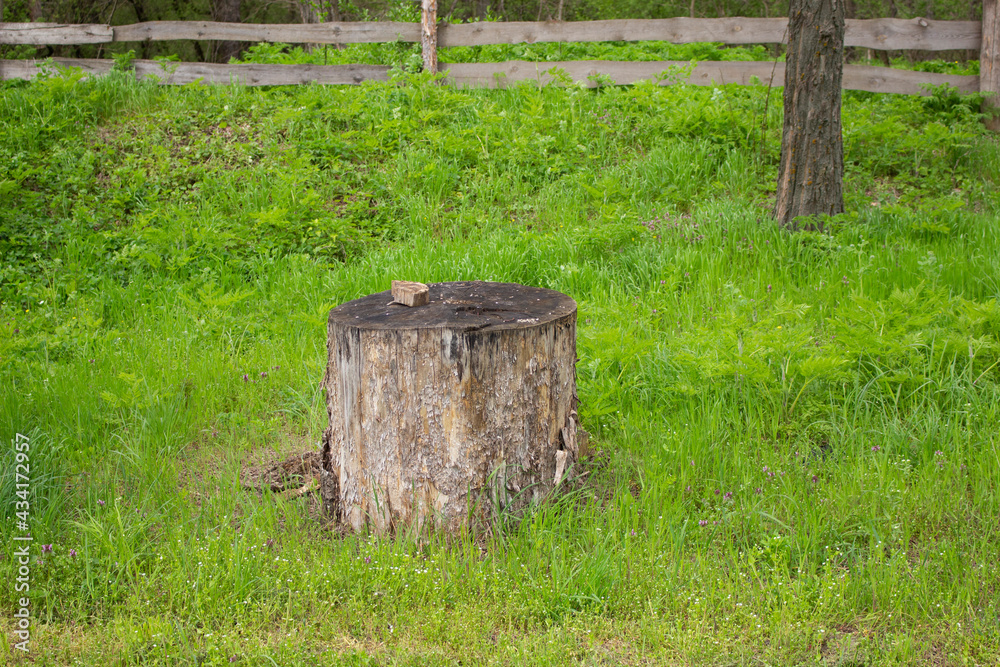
[984,0,999,131]
[421,0,438,74]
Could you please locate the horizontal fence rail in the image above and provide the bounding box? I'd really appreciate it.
[446,61,979,95]
[0,57,977,95]
[0,58,390,85]
[0,18,983,50]
[0,15,992,102]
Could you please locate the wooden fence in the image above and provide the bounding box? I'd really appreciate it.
[0,11,995,100]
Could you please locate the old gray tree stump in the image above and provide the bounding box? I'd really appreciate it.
[320,281,579,533]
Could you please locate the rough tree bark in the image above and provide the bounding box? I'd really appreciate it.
[984,0,1000,132]
[421,0,438,74]
[774,0,845,230]
[320,281,579,533]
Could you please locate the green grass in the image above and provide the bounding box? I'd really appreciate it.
[1,61,1000,665]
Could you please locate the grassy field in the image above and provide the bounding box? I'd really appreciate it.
[2,56,1000,665]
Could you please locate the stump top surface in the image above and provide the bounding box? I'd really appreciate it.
[329,281,576,332]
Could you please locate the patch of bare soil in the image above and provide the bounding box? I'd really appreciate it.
[240,449,323,501]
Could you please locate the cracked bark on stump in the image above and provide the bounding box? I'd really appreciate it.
[321,281,579,533]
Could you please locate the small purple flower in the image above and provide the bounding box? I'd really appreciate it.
[767,284,772,293]
[273,365,281,371]
[714,489,720,496]
[698,520,708,527]
[230,657,238,664]
[811,475,818,483]
[242,374,249,382]
[724,491,733,500]
[364,556,372,564]
[630,529,636,537]
[98,499,106,507]
[754,488,762,495]
[685,485,692,493]
[260,371,268,378]
[265,538,275,548]
[69,549,78,558]
[690,460,695,467]
[13,328,19,334]
[88,358,94,363]
[42,544,52,553]
[842,275,850,285]
[871,446,881,452]
[935,450,943,457]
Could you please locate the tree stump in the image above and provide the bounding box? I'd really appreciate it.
[320,281,579,533]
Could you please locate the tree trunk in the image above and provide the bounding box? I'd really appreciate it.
[421,0,438,74]
[969,0,982,63]
[984,0,1000,132]
[130,0,154,59]
[327,0,341,22]
[774,0,845,230]
[297,1,321,23]
[213,0,242,64]
[320,281,579,533]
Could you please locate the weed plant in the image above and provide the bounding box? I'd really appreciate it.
[1,62,999,664]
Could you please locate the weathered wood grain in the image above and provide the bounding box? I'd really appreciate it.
[0,58,114,79]
[442,60,977,95]
[437,17,979,50]
[983,0,1000,131]
[443,60,775,87]
[847,18,981,51]
[2,18,982,50]
[0,57,975,95]
[322,281,579,533]
[842,64,977,95]
[391,280,430,307]
[439,17,789,47]
[0,22,112,44]
[112,20,420,44]
[0,58,389,85]
[132,61,389,85]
